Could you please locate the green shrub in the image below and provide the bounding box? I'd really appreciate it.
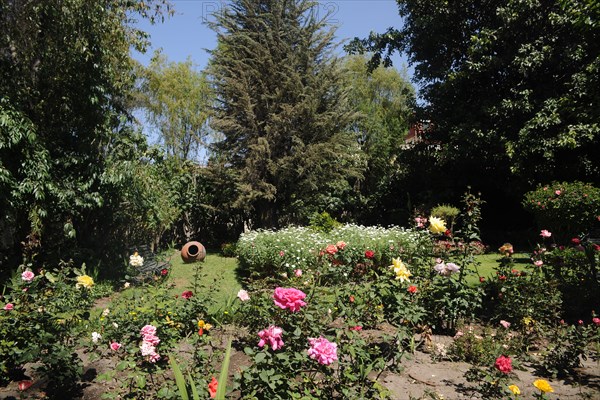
[220,242,237,257]
[523,181,600,240]
[431,204,460,228]
[308,211,341,233]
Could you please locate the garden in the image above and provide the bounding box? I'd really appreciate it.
[2,0,600,399]
[1,186,599,399]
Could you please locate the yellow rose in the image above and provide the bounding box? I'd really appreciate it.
[429,216,447,234]
[76,275,94,289]
[508,384,520,395]
[389,258,412,283]
[533,379,553,393]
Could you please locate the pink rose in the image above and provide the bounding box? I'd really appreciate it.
[237,289,250,301]
[294,269,302,277]
[307,336,338,365]
[257,325,284,350]
[181,290,193,300]
[494,355,512,374]
[534,260,543,267]
[3,303,14,311]
[592,317,600,325]
[110,342,122,351]
[140,325,157,337]
[499,320,511,329]
[336,241,347,250]
[555,190,561,195]
[571,238,581,245]
[540,230,552,238]
[325,244,338,255]
[279,250,285,257]
[21,270,35,282]
[273,287,306,312]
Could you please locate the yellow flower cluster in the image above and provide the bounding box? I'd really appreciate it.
[390,258,412,283]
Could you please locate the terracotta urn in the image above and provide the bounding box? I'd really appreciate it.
[181,241,206,263]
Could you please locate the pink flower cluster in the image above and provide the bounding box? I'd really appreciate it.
[540,229,552,238]
[258,325,284,350]
[494,355,512,374]
[433,260,460,276]
[414,216,427,228]
[307,336,338,365]
[273,287,306,312]
[140,324,160,363]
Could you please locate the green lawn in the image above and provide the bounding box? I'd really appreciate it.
[466,253,532,285]
[166,250,241,311]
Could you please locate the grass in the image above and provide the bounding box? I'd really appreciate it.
[466,253,532,285]
[165,250,241,312]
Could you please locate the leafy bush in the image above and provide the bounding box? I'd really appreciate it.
[309,211,341,233]
[0,262,96,394]
[523,181,600,240]
[431,204,460,229]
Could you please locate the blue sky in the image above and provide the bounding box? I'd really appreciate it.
[132,0,412,77]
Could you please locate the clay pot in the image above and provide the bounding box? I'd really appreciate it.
[181,241,206,263]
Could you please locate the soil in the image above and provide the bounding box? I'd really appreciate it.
[2,331,598,400]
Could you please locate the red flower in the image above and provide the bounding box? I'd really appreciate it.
[594,244,600,251]
[349,325,362,331]
[18,381,33,391]
[571,238,581,245]
[499,275,507,281]
[181,290,193,300]
[494,355,512,374]
[364,250,374,259]
[444,229,452,237]
[407,285,418,294]
[160,268,168,276]
[592,317,600,325]
[479,276,486,283]
[208,376,218,398]
[198,328,204,336]
[349,295,355,303]
[279,250,285,257]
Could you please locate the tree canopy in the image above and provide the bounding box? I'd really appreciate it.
[136,51,212,162]
[208,0,362,228]
[0,0,172,272]
[347,0,600,188]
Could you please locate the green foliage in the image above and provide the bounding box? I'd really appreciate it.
[137,51,212,162]
[482,255,562,327]
[208,0,364,228]
[0,262,96,394]
[0,0,172,274]
[348,0,600,186]
[523,181,600,239]
[431,204,460,229]
[541,322,597,378]
[339,55,415,223]
[537,244,600,321]
[308,212,341,233]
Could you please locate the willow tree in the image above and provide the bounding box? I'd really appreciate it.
[208,0,362,228]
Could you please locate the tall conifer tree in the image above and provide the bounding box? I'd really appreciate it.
[208,0,362,228]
